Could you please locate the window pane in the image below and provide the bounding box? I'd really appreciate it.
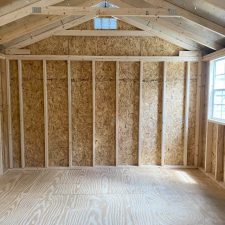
[222,105,225,120]
[110,18,117,29]
[215,59,225,75]
[213,104,222,119]
[94,18,102,29]
[214,74,225,89]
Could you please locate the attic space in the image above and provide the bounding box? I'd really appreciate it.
[0,0,225,224]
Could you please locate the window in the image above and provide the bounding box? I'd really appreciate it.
[209,58,225,122]
[94,18,117,30]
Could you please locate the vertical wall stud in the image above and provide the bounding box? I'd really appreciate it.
[205,122,213,173]
[161,62,167,166]
[138,61,143,166]
[184,62,190,166]
[43,60,48,168]
[92,61,96,167]
[6,59,13,168]
[194,61,201,167]
[215,125,224,181]
[18,60,25,168]
[116,61,119,166]
[68,60,72,168]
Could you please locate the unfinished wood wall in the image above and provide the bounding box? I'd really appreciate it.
[71,61,93,167]
[7,32,200,168]
[22,61,44,167]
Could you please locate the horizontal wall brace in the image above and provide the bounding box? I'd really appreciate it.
[32,7,180,18]
[6,55,201,62]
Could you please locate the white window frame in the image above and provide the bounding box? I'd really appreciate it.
[208,57,225,125]
[94,17,117,30]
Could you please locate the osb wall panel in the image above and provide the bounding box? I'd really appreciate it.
[141,37,182,56]
[28,37,69,55]
[71,61,93,166]
[71,19,140,30]
[141,62,163,165]
[118,62,139,165]
[211,123,218,174]
[95,62,116,166]
[28,36,182,56]
[47,61,69,167]
[187,62,198,166]
[165,62,185,165]
[22,61,45,167]
[10,61,21,168]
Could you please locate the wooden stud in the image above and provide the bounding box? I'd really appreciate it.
[161,61,167,166]
[0,60,3,175]
[116,61,119,166]
[92,61,96,167]
[6,59,13,169]
[205,122,213,173]
[138,61,143,166]
[194,61,202,167]
[18,60,25,168]
[43,60,48,168]
[184,62,190,166]
[67,60,72,168]
[215,125,224,181]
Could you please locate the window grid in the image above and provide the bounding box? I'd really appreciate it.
[94,18,117,30]
[210,58,225,122]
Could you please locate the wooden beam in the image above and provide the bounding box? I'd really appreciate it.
[54,30,154,37]
[179,51,202,57]
[184,62,190,166]
[116,61,119,166]
[43,60,48,168]
[6,55,201,62]
[145,0,225,36]
[34,6,179,17]
[138,61,143,166]
[0,0,102,46]
[203,48,225,61]
[5,49,31,55]
[92,61,96,167]
[161,62,167,166]
[194,61,202,167]
[0,0,64,27]
[7,15,94,49]
[18,60,25,168]
[0,54,5,60]
[215,125,224,181]
[68,60,72,168]
[205,122,213,173]
[6,59,13,169]
[119,17,200,51]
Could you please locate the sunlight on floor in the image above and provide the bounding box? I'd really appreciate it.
[175,170,197,184]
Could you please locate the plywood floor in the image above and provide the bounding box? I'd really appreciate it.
[0,167,225,225]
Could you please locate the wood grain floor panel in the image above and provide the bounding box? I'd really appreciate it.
[0,168,225,225]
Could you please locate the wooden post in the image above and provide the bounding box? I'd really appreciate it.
[161,62,167,166]
[43,60,48,168]
[6,59,13,168]
[215,125,224,181]
[92,61,96,167]
[194,61,202,167]
[116,61,119,166]
[0,60,3,175]
[205,122,213,173]
[138,61,143,166]
[67,60,72,168]
[18,60,25,168]
[184,62,190,166]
